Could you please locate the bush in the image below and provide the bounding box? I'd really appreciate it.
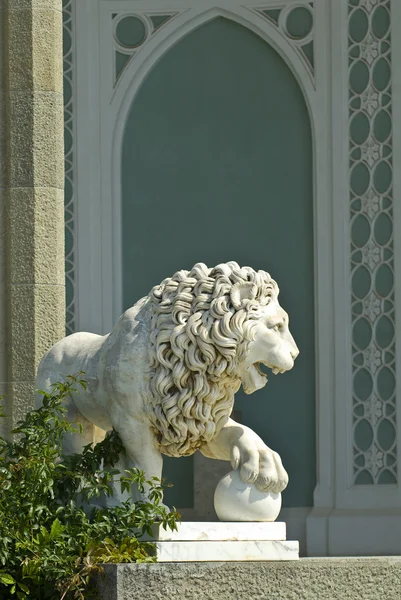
[0,375,180,599]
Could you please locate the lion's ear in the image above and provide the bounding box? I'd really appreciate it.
[230,282,257,310]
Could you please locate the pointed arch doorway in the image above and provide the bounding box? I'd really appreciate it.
[120,16,315,511]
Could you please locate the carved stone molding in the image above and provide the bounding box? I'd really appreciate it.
[63,0,76,335]
[348,0,395,485]
[112,12,183,85]
[250,2,314,82]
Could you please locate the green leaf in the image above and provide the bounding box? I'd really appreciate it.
[0,572,16,585]
[50,518,64,539]
[0,374,179,599]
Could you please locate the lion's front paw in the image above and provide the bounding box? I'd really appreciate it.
[230,436,288,494]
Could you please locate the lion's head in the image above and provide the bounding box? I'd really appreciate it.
[144,262,299,457]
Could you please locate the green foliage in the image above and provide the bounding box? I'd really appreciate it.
[0,375,180,599]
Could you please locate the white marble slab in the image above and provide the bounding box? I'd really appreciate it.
[155,540,299,562]
[158,521,286,541]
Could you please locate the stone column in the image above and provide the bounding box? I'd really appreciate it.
[0,0,65,432]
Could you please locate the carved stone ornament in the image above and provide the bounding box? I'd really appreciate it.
[62,0,76,336]
[348,0,396,485]
[36,262,299,507]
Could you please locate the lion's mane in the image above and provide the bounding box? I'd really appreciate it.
[144,262,278,457]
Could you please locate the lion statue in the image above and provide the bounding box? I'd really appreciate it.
[36,262,299,502]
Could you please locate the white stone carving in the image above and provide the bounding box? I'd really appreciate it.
[361,189,380,219]
[35,262,299,504]
[362,239,381,270]
[365,444,384,478]
[360,34,379,65]
[361,137,381,167]
[363,344,382,374]
[363,293,382,323]
[361,87,379,117]
[364,396,383,426]
[214,470,282,522]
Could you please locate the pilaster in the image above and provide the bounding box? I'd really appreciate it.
[1,0,65,430]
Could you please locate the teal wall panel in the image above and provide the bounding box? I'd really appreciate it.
[122,17,315,508]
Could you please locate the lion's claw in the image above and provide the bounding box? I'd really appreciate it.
[233,435,289,495]
[240,466,258,484]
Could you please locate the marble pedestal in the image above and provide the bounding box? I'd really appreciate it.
[155,522,299,562]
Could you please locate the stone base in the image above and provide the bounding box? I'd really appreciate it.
[158,521,286,541]
[94,558,401,600]
[155,521,298,562]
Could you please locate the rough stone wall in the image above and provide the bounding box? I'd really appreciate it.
[0,0,65,432]
[0,1,7,436]
[97,559,401,600]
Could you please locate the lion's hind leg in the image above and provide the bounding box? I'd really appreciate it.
[107,411,163,505]
[61,394,105,456]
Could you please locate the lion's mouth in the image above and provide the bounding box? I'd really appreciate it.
[254,362,286,377]
[241,362,286,394]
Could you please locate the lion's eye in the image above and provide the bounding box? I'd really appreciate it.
[272,323,283,333]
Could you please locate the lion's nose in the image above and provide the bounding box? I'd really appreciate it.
[291,347,300,360]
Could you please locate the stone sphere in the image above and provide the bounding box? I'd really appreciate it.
[214,470,282,522]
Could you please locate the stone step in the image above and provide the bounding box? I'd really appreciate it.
[94,558,401,600]
[155,540,299,562]
[157,521,286,541]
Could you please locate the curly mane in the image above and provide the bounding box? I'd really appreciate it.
[145,262,279,457]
